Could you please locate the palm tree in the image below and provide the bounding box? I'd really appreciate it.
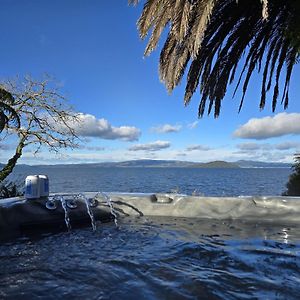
[0,88,20,132]
[130,0,300,117]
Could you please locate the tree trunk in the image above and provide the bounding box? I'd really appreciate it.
[0,138,25,183]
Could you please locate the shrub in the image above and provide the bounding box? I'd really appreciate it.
[283,154,300,196]
[0,181,23,199]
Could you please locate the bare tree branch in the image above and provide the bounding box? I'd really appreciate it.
[0,75,80,182]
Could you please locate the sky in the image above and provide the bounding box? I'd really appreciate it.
[0,0,300,165]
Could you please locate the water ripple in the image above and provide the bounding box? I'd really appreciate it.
[1,217,299,299]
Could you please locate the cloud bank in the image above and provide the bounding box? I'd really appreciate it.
[237,141,300,154]
[128,140,171,151]
[234,113,300,140]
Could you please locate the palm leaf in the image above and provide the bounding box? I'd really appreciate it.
[131,0,299,117]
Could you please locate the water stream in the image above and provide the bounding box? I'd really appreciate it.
[78,193,97,231]
[57,195,71,231]
[96,192,118,227]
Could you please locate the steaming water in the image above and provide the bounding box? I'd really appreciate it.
[1,167,299,299]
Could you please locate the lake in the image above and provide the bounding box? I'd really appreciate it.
[8,166,292,196]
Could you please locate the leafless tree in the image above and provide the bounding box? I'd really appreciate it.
[0,75,80,182]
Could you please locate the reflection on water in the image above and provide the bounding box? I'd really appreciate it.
[1,217,299,299]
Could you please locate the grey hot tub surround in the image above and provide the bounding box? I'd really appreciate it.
[1,192,300,240]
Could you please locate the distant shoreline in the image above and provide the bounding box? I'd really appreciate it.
[1,159,292,169]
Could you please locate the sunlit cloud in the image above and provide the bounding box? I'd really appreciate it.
[234,113,300,140]
[258,152,292,162]
[237,141,300,152]
[75,145,106,151]
[59,113,141,141]
[231,149,293,163]
[176,152,187,157]
[128,140,171,152]
[237,142,271,151]
[151,124,182,133]
[0,144,14,151]
[186,144,211,151]
[187,121,199,129]
[275,142,300,151]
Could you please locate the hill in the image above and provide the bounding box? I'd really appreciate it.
[78,160,240,168]
[192,161,239,168]
[0,159,292,169]
[236,160,291,168]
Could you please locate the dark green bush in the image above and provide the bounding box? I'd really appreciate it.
[0,181,23,199]
[283,154,300,196]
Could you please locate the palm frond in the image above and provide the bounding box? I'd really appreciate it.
[131,0,299,117]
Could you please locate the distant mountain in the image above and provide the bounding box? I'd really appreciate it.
[0,159,292,169]
[236,160,292,168]
[111,160,240,168]
[109,160,198,168]
[79,160,290,169]
[193,161,240,168]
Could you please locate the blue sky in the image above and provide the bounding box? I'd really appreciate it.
[0,0,300,164]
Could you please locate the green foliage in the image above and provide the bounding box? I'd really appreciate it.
[0,88,20,132]
[0,181,23,199]
[283,154,300,196]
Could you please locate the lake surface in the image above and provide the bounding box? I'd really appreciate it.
[8,166,292,196]
[2,166,300,299]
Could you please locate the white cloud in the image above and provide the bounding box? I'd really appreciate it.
[128,140,171,152]
[176,153,187,157]
[231,149,293,163]
[237,141,300,152]
[258,151,292,162]
[275,142,300,151]
[68,113,141,141]
[187,121,199,129]
[234,113,300,140]
[151,124,182,133]
[0,144,14,151]
[186,144,211,151]
[76,145,106,151]
[237,142,271,151]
